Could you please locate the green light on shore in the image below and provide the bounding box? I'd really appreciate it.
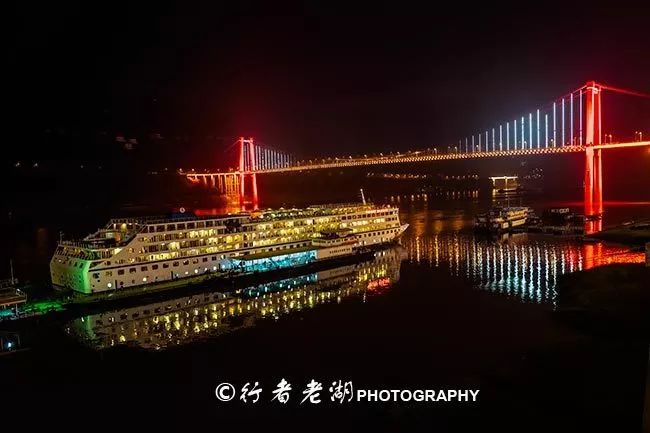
[21,299,65,314]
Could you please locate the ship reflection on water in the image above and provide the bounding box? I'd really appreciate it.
[67,248,405,351]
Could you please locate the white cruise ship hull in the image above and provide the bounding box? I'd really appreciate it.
[50,203,408,296]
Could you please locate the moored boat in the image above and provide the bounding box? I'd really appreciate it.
[474,206,532,233]
[50,203,408,297]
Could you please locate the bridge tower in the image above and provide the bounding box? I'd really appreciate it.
[584,81,603,216]
[238,136,259,208]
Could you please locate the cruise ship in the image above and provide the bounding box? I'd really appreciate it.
[50,203,408,295]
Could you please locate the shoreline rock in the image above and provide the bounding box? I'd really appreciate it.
[555,263,650,339]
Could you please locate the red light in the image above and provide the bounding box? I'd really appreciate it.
[367,277,391,291]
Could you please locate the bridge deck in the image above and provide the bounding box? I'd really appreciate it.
[185,141,650,176]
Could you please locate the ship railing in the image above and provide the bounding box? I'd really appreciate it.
[0,279,18,290]
[107,214,250,227]
[59,240,94,248]
[254,204,395,222]
[59,240,116,250]
[83,232,128,244]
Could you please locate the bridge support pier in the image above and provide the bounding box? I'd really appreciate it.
[594,148,603,215]
[584,147,594,215]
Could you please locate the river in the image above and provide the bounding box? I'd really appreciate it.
[0,193,649,431]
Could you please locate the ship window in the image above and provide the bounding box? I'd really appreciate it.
[141,266,148,271]
[211,256,217,261]
[129,268,136,274]
[173,262,179,267]
[187,223,195,229]
[166,224,175,231]
[118,269,125,275]
[183,260,189,265]
[192,259,199,264]
[206,221,214,227]
[156,225,165,232]
[152,264,159,270]
[202,257,208,262]
[93,273,100,279]
[105,271,113,277]
[177,223,185,230]
[163,263,169,268]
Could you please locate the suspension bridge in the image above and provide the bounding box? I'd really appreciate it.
[183,81,650,215]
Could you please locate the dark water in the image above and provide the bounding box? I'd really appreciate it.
[1,191,649,432]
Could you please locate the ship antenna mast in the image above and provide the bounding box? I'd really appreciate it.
[360,188,366,205]
[9,259,15,285]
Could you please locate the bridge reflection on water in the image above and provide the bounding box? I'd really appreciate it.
[404,232,643,306]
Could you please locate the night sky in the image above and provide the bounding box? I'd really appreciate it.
[8,2,650,168]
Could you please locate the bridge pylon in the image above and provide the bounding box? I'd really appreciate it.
[584,81,603,217]
[238,137,259,208]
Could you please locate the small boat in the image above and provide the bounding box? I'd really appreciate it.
[474,207,532,233]
[0,261,27,318]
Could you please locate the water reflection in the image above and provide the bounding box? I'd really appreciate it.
[67,248,405,350]
[404,231,643,306]
[64,204,645,351]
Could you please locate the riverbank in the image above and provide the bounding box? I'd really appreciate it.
[555,263,650,338]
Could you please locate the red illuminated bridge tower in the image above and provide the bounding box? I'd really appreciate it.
[238,136,259,207]
[583,81,603,216]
